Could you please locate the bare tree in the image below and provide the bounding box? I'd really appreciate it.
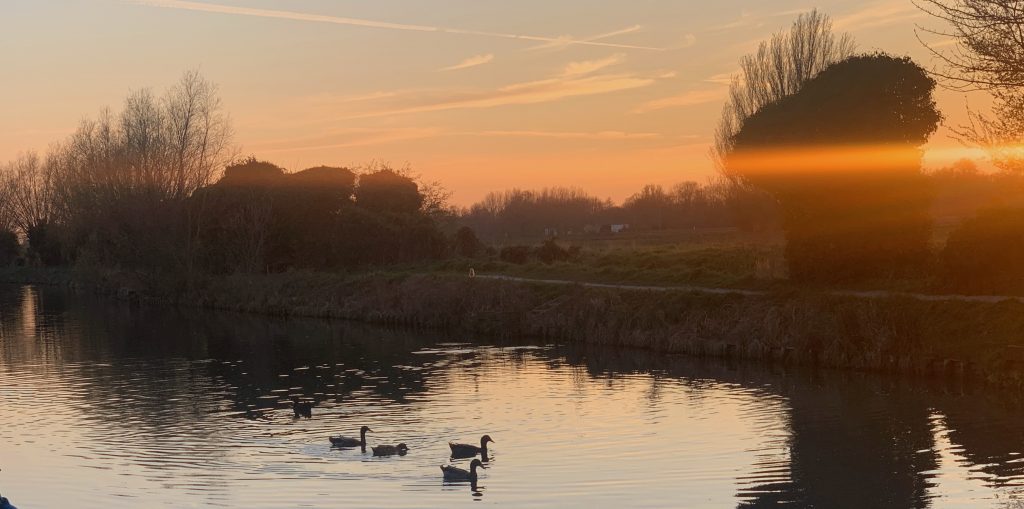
[4,152,57,234]
[163,69,233,200]
[0,165,16,233]
[916,0,1024,173]
[713,9,855,169]
[915,0,1024,89]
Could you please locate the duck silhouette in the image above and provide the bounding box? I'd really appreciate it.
[0,469,15,509]
[329,426,371,449]
[0,492,16,509]
[441,459,486,482]
[449,435,494,459]
[292,398,312,418]
[371,443,409,456]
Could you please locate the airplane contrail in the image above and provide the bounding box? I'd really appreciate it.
[125,0,664,51]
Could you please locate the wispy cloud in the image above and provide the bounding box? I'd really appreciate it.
[834,0,925,31]
[440,54,494,72]
[528,24,645,51]
[476,130,661,140]
[707,11,759,32]
[929,38,958,49]
[348,72,661,119]
[126,0,663,50]
[249,127,664,153]
[631,88,726,114]
[250,127,444,153]
[707,7,811,32]
[704,71,737,86]
[561,53,626,77]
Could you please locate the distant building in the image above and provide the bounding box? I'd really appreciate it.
[598,224,630,234]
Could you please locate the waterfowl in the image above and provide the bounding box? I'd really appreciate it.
[441,459,486,481]
[329,426,372,448]
[449,435,494,459]
[371,443,409,456]
[292,398,313,418]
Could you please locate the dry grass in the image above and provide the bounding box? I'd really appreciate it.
[65,268,1024,389]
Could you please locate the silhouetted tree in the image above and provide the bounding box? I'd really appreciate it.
[453,226,485,258]
[0,231,19,266]
[728,54,941,282]
[26,223,65,266]
[219,158,286,186]
[356,169,423,215]
[916,0,1024,89]
[463,187,608,239]
[623,185,673,230]
[189,159,446,273]
[917,0,1024,174]
[4,152,55,236]
[714,9,855,169]
[534,239,571,264]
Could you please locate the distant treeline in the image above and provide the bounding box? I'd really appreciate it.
[459,180,777,240]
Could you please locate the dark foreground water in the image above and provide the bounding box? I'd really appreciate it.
[1,285,1024,508]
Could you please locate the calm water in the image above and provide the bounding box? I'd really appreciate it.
[1,286,1024,508]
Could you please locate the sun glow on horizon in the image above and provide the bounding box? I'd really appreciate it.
[0,1,999,205]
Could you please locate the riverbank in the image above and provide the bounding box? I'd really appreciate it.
[4,266,1024,389]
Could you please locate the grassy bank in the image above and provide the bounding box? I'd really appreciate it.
[7,265,1024,390]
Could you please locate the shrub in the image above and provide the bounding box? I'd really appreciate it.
[453,226,484,258]
[500,245,531,264]
[27,223,65,266]
[534,239,571,264]
[941,207,1024,293]
[0,230,19,266]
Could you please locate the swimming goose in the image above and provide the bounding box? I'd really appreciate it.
[371,443,409,456]
[0,495,16,509]
[449,435,494,459]
[441,459,486,481]
[292,398,313,418]
[329,426,372,448]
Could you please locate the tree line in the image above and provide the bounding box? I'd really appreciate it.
[0,72,449,286]
[5,2,1024,295]
[457,180,774,240]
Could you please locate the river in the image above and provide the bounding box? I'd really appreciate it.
[0,284,1022,508]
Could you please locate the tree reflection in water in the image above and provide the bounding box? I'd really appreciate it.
[2,284,1024,508]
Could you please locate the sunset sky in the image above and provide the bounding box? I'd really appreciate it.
[0,0,991,205]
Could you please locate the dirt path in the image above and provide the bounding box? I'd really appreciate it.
[475,274,1024,304]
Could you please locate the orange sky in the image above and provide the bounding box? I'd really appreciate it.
[0,0,994,205]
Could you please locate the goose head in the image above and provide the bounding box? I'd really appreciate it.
[469,458,486,473]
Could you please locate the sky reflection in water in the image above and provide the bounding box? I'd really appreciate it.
[1,285,1023,508]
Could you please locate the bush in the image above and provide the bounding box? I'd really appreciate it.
[453,226,485,258]
[941,207,1024,293]
[0,230,19,266]
[534,239,571,264]
[27,223,66,266]
[500,245,531,264]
